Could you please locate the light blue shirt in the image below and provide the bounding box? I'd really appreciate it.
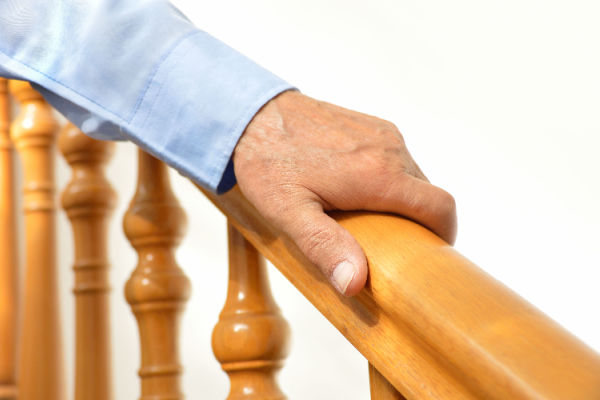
[0,0,293,193]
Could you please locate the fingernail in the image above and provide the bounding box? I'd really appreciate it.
[332,261,356,295]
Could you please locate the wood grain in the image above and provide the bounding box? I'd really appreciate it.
[212,223,290,399]
[197,184,600,400]
[369,363,407,400]
[124,150,191,400]
[10,80,64,400]
[59,123,116,400]
[0,78,18,400]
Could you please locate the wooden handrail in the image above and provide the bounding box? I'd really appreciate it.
[197,185,600,400]
[4,81,598,398]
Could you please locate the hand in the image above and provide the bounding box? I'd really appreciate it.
[233,91,457,296]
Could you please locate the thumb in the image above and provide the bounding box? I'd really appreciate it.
[275,200,368,296]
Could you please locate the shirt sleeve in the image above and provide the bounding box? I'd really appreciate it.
[0,0,294,193]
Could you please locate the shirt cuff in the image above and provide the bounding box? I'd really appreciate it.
[3,29,294,193]
[127,31,294,193]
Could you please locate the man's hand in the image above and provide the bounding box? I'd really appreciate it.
[233,91,457,296]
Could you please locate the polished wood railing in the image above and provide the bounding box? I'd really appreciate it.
[1,80,600,400]
[9,81,64,400]
[123,150,191,400]
[59,123,116,400]
[0,78,19,400]
[212,223,290,399]
[200,185,600,399]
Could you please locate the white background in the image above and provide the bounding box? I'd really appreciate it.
[45,0,600,399]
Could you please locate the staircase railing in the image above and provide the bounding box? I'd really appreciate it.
[200,184,600,399]
[1,79,599,400]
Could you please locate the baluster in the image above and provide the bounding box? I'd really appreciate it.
[212,223,290,400]
[59,123,116,400]
[123,150,191,400]
[9,80,64,400]
[0,79,18,400]
[369,363,406,400]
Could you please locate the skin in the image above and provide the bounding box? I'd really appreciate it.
[233,90,457,296]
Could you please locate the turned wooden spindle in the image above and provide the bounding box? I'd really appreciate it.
[123,150,191,400]
[212,223,290,400]
[59,123,116,400]
[9,80,64,400]
[369,363,406,400]
[0,79,18,400]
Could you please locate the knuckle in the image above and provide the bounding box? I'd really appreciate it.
[437,190,457,220]
[379,120,405,142]
[379,119,398,133]
[434,190,457,243]
[369,175,398,205]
